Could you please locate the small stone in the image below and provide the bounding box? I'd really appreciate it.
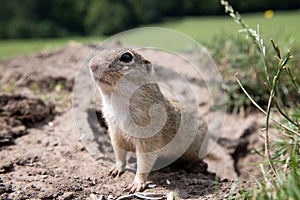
[80,146,85,151]
[147,183,157,188]
[42,175,48,179]
[31,184,41,190]
[73,185,83,191]
[167,192,175,200]
[0,162,14,173]
[53,141,59,146]
[61,192,74,199]
[90,179,97,186]
[89,194,98,200]
[166,179,171,185]
[205,194,214,198]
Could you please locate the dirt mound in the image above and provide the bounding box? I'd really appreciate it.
[24,76,74,92]
[0,94,54,146]
[0,43,265,199]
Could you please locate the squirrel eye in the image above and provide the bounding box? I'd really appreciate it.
[119,52,133,63]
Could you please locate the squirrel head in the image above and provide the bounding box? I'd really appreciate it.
[89,49,153,94]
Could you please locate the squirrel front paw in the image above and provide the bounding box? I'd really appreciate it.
[126,173,148,193]
[126,180,147,193]
[109,166,124,178]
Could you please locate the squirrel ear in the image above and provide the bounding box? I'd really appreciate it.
[142,58,153,75]
[143,58,151,64]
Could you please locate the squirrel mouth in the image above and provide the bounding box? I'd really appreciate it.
[98,78,112,86]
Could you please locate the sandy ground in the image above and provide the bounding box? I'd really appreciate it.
[0,43,266,199]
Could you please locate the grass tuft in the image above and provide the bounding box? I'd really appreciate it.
[220,0,300,199]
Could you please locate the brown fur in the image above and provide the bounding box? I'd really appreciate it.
[89,48,208,193]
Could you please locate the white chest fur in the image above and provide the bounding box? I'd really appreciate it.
[99,87,131,133]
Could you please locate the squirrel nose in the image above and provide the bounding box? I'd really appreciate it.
[90,63,98,72]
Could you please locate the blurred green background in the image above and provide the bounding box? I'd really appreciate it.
[0,0,300,58]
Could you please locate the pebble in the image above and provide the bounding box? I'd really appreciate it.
[72,185,83,191]
[167,192,175,200]
[147,183,157,188]
[48,122,54,127]
[42,175,48,179]
[90,194,98,200]
[166,179,171,185]
[61,192,74,199]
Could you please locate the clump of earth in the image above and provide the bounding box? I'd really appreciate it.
[0,43,265,199]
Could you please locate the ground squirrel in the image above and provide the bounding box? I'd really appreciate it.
[89,48,208,193]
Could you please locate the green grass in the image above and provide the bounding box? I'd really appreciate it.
[220,2,300,198]
[0,10,299,59]
[156,10,300,44]
[0,36,105,59]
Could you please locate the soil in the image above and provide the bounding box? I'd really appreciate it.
[0,42,266,199]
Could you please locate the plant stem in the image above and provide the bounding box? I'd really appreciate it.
[234,74,300,137]
[273,97,299,127]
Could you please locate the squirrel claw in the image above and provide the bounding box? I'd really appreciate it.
[109,167,124,178]
[127,181,146,193]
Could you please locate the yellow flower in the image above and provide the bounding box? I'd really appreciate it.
[264,10,274,19]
